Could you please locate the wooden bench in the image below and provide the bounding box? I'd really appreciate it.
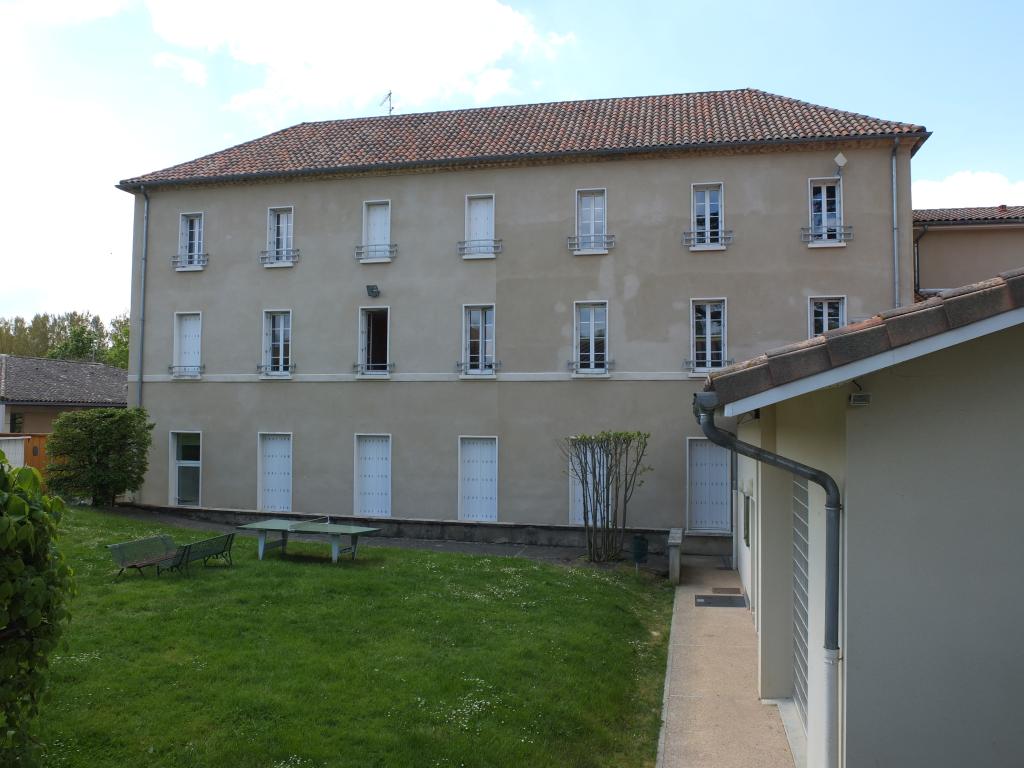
[107,533,235,578]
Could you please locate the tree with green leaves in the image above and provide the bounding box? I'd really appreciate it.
[0,311,128,368]
[561,431,652,562]
[104,313,130,369]
[46,408,154,506]
[0,453,74,767]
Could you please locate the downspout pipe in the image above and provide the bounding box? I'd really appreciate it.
[693,391,841,768]
[891,139,901,307]
[913,224,929,297]
[136,186,150,407]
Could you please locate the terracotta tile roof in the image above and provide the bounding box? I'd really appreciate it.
[704,268,1024,406]
[914,205,1024,224]
[0,355,127,406]
[119,89,927,189]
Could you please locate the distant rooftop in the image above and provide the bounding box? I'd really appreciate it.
[914,205,1024,225]
[119,88,928,190]
[0,355,127,406]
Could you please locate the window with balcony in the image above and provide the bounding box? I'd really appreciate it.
[460,305,497,375]
[684,183,733,249]
[357,307,391,375]
[356,201,396,262]
[261,207,299,265]
[170,312,202,378]
[570,189,614,253]
[175,213,208,269]
[803,179,851,244]
[459,195,501,258]
[171,432,201,506]
[260,310,293,376]
[573,301,609,374]
[809,296,846,337]
[689,299,728,372]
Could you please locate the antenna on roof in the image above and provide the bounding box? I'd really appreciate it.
[380,90,393,116]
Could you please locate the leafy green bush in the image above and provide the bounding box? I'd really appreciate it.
[0,453,73,766]
[46,408,154,506]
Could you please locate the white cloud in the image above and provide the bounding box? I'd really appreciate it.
[0,0,134,27]
[143,0,573,123]
[152,51,207,86]
[913,171,1024,209]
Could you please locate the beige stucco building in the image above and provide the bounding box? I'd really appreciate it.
[915,205,1024,294]
[119,89,928,540]
[700,270,1024,767]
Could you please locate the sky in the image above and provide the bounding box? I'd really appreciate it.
[2,0,1022,322]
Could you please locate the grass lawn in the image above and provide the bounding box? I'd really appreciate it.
[38,508,674,768]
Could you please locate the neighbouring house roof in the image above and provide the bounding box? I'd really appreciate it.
[0,355,127,406]
[118,89,928,190]
[704,267,1024,410]
[913,205,1024,225]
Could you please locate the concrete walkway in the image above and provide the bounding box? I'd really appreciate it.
[657,557,794,768]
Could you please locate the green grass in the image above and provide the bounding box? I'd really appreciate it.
[37,508,674,768]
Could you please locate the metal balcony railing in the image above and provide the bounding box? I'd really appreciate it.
[168,364,204,378]
[567,233,616,252]
[257,362,295,375]
[172,252,209,269]
[353,361,395,375]
[259,248,301,265]
[456,360,501,375]
[683,229,734,247]
[568,358,614,373]
[801,225,854,244]
[354,243,398,262]
[458,239,503,257]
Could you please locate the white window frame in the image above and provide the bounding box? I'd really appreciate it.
[808,295,847,338]
[265,206,296,266]
[257,431,293,513]
[807,177,845,247]
[574,188,609,254]
[261,309,293,378]
[573,300,610,375]
[463,194,498,259]
[689,182,727,251]
[172,311,202,379]
[353,433,393,518]
[457,435,499,522]
[360,200,393,263]
[168,430,202,507]
[461,303,496,377]
[690,298,728,374]
[357,305,391,377]
[177,212,206,270]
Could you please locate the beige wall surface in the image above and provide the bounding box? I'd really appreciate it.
[916,226,1024,290]
[842,324,1024,768]
[127,141,916,525]
[5,405,88,433]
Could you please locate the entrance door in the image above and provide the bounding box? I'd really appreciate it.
[259,433,292,512]
[355,434,391,517]
[459,437,498,521]
[687,438,731,533]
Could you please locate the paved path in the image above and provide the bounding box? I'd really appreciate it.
[657,557,794,768]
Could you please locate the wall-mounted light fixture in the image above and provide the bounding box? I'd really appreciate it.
[366,284,380,298]
[834,152,848,177]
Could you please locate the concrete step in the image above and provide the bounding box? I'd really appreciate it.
[681,533,732,557]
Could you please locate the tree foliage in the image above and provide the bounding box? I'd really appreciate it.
[561,431,652,562]
[0,453,74,766]
[0,311,129,368]
[46,408,154,506]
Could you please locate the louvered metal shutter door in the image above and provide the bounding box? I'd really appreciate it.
[688,440,731,532]
[355,435,391,517]
[260,434,292,513]
[468,196,493,241]
[178,314,201,369]
[792,476,810,729]
[460,438,497,521]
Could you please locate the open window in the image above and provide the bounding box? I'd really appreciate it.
[357,307,391,375]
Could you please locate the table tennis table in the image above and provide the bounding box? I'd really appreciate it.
[237,517,380,564]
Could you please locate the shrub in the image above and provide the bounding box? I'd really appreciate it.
[561,431,651,562]
[0,453,74,766]
[46,408,154,506]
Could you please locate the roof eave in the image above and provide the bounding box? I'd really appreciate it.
[116,130,931,192]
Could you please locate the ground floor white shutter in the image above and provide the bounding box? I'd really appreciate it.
[792,476,810,729]
[459,437,497,521]
[260,434,292,512]
[687,439,731,533]
[355,435,391,517]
